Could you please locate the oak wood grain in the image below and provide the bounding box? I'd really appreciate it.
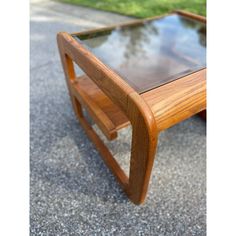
[57,10,206,205]
[142,69,206,131]
[71,75,130,140]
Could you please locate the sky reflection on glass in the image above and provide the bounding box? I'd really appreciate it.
[73,14,206,93]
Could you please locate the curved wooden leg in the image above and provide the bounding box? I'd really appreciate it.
[125,93,158,204]
[72,95,158,205]
[58,33,159,204]
[127,121,158,204]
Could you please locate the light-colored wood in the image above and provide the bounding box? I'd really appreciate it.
[142,69,206,131]
[126,92,158,204]
[57,11,206,205]
[71,75,130,140]
[57,30,158,205]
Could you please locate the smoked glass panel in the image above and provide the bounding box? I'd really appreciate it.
[72,14,206,93]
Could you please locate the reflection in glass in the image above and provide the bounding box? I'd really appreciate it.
[73,14,206,93]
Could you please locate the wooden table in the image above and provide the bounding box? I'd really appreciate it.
[57,10,206,204]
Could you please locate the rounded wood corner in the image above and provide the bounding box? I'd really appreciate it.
[127,92,158,137]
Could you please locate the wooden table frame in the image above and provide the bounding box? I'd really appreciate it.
[57,10,206,205]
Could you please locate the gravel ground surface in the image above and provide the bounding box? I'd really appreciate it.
[30,1,206,235]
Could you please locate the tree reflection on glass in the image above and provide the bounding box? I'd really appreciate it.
[73,14,206,93]
[119,23,159,62]
[179,16,206,47]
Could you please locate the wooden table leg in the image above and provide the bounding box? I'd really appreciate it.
[128,126,158,204]
[71,91,158,205]
[58,34,159,204]
[126,92,158,204]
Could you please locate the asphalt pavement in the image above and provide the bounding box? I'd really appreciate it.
[30,1,206,235]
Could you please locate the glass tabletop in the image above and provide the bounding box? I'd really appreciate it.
[72,14,206,93]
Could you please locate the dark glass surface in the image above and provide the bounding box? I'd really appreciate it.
[72,14,206,93]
